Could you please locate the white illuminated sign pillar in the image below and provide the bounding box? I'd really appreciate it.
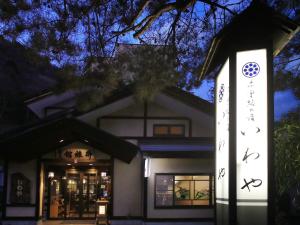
[216,59,230,205]
[215,48,273,225]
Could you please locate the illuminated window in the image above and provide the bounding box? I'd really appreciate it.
[155,174,214,208]
[153,125,185,137]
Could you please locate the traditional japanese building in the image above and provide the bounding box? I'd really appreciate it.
[0,85,214,225]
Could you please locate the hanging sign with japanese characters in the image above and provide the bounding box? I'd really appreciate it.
[236,49,268,206]
[60,148,96,163]
[216,58,230,204]
[10,173,31,204]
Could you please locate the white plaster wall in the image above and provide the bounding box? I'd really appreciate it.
[146,100,213,137]
[7,160,37,205]
[147,102,181,117]
[154,94,214,137]
[6,206,36,217]
[77,96,135,126]
[98,101,196,137]
[74,92,214,139]
[96,98,213,138]
[110,102,144,116]
[113,153,143,217]
[97,101,143,137]
[100,119,144,137]
[191,119,214,137]
[147,158,214,219]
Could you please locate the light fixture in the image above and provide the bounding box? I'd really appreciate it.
[84,139,89,143]
[59,139,64,143]
[144,157,151,178]
[101,172,107,177]
[89,163,93,166]
[67,163,71,166]
[62,176,67,180]
[48,172,55,179]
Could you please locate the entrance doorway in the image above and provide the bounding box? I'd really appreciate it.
[48,165,111,219]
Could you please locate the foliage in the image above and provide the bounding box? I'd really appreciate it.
[274,113,300,224]
[274,119,300,195]
[53,44,179,111]
[118,45,179,102]
[0,0,299,110]
[0,0,248,99]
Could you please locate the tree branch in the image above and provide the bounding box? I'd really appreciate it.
[133,1,198,38]
[133,3,178,38]
[198,0,236,15]
[116,0,236,39]
[128,0,151,27]
[166,10,181,46]
[274,57,300,66]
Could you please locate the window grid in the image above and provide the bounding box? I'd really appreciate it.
[155,174,214,208]
[153,124,185,137]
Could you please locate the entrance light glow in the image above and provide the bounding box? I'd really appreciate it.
[48,171,55,179]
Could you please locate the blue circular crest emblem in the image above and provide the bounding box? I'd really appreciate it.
[242,62,260,78]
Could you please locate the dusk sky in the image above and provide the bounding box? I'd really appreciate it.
[13,2,298,122]
[118,5,300,122]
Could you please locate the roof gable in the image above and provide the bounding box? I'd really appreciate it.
[77,87,213,121]
[25,85,214,125]
[0,118,139,163]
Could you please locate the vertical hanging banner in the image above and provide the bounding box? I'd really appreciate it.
[236,49,268,224]
[215,58,230,224]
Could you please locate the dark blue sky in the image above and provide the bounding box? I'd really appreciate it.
[117,2,299,122]
[13,1,297,121]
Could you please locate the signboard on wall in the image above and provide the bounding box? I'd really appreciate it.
[236,49,268,206]
[216,58,230,204]
[10,173,31,204]
[59,148,96,163]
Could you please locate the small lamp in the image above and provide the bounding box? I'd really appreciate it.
[48,171,55,179]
